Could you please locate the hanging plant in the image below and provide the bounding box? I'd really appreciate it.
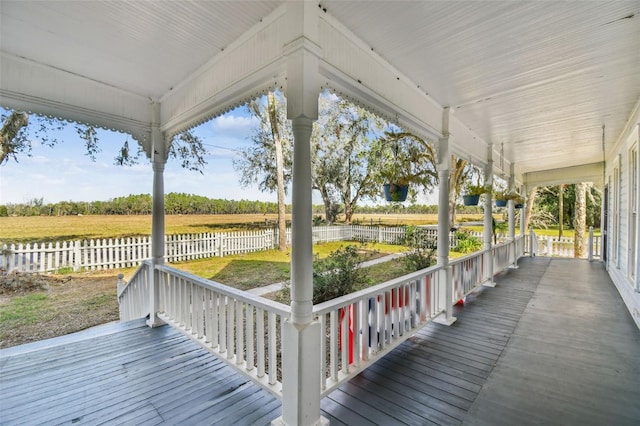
[495,190,522,207]
[371,130,436,203]
[384,182,409,202]
[380,140,410,202]
[462,182,487,206]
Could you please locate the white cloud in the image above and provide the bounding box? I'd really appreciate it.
[26,155,50,165]
[210,114,257,132]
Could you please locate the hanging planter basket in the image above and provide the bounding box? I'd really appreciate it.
[384,183,409,202]
[463,194,481,206]
[495,199,507,207]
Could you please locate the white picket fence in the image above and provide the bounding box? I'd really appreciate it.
[0,225,599,274]
[0,226,443,274]
[0,231,275,274]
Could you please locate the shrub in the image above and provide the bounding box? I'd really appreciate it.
[453,229,482,253]
[312,245,369,304]
[312,215,325,226]
[402,228,437,272]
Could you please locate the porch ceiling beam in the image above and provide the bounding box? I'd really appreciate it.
[523,162,605,188]
[158,5,290,139]
[0,52,152,143]
[317,11,496,166]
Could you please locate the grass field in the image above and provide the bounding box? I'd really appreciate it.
[0,213,486,244]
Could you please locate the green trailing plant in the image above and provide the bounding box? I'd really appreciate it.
[463,183,487,196]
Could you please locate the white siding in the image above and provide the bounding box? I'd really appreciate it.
[604,111,640,329]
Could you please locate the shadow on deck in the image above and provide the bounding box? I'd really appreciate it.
[1,257,639,425]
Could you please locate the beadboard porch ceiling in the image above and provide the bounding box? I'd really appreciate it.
[1,1,639,181]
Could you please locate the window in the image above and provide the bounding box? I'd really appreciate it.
[629,144,638,282]
[612,156,620,267]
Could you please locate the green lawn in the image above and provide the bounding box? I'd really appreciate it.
[171,241,408,290]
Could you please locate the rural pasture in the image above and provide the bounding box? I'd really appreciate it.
[0,213,485,244]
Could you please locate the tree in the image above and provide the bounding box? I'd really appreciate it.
[236,91,444,224]
[1,108,208,172]
[558,184,565,237]
[315,97,386,223]
[574,182,587,257]
[237,93,291,250]
[0,111,29,165]
[267,93,288,250]
[449,156,474,225]
[523,186,538,231]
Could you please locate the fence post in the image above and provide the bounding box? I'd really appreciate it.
[217,233,224,257]
[378,226,383,243]
[588,226,594,261]
[73,241,81,272]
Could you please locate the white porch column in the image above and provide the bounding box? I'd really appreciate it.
[635,127,640,292]
[148,102,166,328]
[520,185,527,236]
[289,117,315,325]
[275,3,326,423]
[483,148,495,287]
[508,164,516,241]
[434,127,456,326]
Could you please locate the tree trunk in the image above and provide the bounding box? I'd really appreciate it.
[267,92,287,251]
[449,195,457,227]
[447,155,469,227]
[344,204,354,224]
[574,182,587,258]
[558,184,564,238]
[318,186,335,225]
[524,186,538,231]
[0,111,29,165]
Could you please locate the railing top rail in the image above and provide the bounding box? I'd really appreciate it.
[449,248,490,266]
[118,259,152,298]
[155,263,291,317]
[493,240,513,249]
[313,263,443,316]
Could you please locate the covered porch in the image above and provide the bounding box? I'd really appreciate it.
[1,2,639,425]
[2,256,639,425]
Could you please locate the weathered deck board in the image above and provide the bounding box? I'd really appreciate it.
[464,259,640,426]
[1,257,639,425]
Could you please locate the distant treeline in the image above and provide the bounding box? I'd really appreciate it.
[0,193,483,217]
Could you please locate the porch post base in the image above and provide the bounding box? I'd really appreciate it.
[146,314,164,328]
[271,416,329,426]
[483,280,497,288]
[434,314,457,326]
[277,319,325,426]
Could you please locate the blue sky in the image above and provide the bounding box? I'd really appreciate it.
[0,106,282,205]
[0,106,437,207]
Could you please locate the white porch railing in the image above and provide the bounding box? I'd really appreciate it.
[312,265,446,397]
[451,249,492,301]
[526,233,601,259]
[117,260,151,322]
[117,235,527,400]
[493,240,513,272]
[155,264,290,399]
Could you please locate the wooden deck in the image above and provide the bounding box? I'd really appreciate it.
[1,257,639,425]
